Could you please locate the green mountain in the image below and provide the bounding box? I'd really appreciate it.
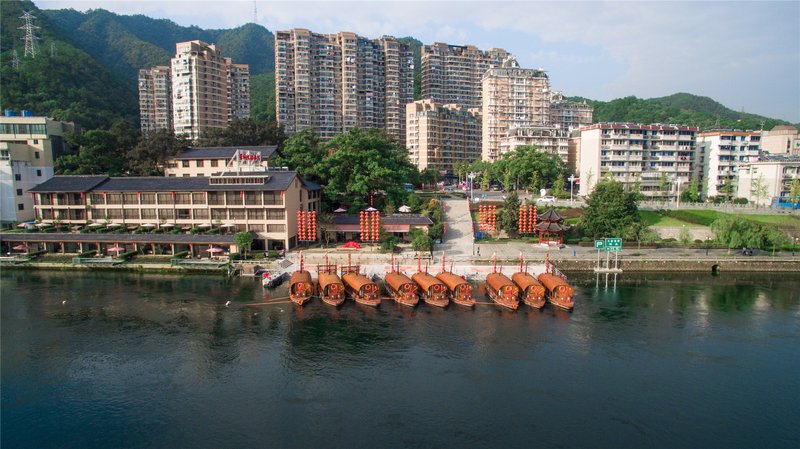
[0,0,137,129]
[43,8,274,83]
[570,93,790,131]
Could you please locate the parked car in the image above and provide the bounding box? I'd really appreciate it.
[538,195,557,203]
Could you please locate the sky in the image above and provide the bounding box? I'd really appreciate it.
[35,0,800,122]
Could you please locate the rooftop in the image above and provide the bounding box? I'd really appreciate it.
[172,145,278,160]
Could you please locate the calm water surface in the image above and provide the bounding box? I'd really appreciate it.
[2,270,799,448]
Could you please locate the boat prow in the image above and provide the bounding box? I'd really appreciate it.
[538,273,574,311]
[512,272,546,309]
[485,272,520,310]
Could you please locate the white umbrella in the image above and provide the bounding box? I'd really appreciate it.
[206,247,224,253]
[198,224,212,228]
[107,245,125,253]
[107,223,122,227]
[88,223,104,228]
[141,223,156,228]
[365,207,378,212]
[333,208,347,213]
[17,222,33,228]
[221,223,235,228]
[398,205,412,213]
[160,223,174,228]
[35,222,49,228]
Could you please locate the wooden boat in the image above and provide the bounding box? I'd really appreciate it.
[538,272,574,311]
[411,254,448,308]
[288,252,314,306]
[413,272,449,308]
[485,253,519,310]
[317,255,345,307]
[436,253,474,307]
[512,255,545,309]
[384,254,418,307]
[341,254,381,307]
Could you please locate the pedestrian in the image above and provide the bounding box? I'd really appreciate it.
[477,246,481,256]
[573,249,577,258]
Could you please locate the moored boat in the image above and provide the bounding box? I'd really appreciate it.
[485,253,519,310]
[288,253,314,306]
[538,272,574,311]
[317,255,345,307]
[341,254,381,307]
[384,253,418,307]
[435,253,474,307]
[512,255,545,309]
[411,255,448,308]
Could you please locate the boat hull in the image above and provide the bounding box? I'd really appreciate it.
[486,273,520,310]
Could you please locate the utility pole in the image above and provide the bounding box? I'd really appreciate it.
[49,42,57,58]
[568,174,576,204]
[19,11,40,58]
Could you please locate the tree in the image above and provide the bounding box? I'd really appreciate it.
[411,228,434,255]
[790,178,800,210]
[128,129,188,175]
[234,232,254,258]
[719,181,735,202]
[272,130,325,182]
[498,191,520,233]
[498,145,567,192]
[679,226,692,246]
[419,167,439,188]
[55,122,136,175]
[552,175,566,198]
[711,216,769,253]
[316,128,417,206]
[580,179,641,239]
[317,213,333,246]
[659,172,670,196]
[453,161,469,184]
[379,230,400,253]
[767,229,790,255]
[751,174,769,208]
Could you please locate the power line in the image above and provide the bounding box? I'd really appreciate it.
[19,11,40,58]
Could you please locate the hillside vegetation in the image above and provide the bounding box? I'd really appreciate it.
[572,93,790,130]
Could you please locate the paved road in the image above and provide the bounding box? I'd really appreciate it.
[438,198,474,256]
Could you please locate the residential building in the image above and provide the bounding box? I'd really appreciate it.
[548,91,593,129]
[421,42,510,110]
[1,113,75,224]
[760,125,799,155]
[138,66,172,134]
[736,156,800,206]
[499,126,570,165]
[169,41,250,140]
[164,146,277,177]
[28,170,321,251]
[228,63,251,121]
[481,57,550,162]
[275,28,414,144]
[406,100,481,173]
[697,130,761,199]
[578,123,699,199]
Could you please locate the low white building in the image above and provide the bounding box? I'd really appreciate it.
[736,157,800,206]
[697,130,761,199]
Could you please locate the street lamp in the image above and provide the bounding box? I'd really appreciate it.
[706,236,710,256]
[568,174,576,204]
[674,176,682,209]
[794,237,798,257]
[468,172,476,204]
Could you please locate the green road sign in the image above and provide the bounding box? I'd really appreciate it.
[594,240,605,249]
[605,238,622,251]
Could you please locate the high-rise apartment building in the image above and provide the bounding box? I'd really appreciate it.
[578,123,699,199]
[168,41,250,140]
[548,91,593,129]
[499,126,570,165]
[1,113,75,223]
[697,130,761,199]
[406,100,481,173]
[421,43,510,110]
[228,63,251,122]
[481,57,550,162]
[275,29,414,144]
[138,66,172,134]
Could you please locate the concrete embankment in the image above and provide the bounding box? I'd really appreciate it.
[553,257,800,273]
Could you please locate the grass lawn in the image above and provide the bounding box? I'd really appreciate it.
[639,210,704,227]
[742,214,800,229]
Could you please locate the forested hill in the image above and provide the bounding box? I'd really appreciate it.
[571,93,791,131]
[0,0,137,129]
[43,8,275,83]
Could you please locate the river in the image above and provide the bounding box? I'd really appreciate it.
[2,270,798,448]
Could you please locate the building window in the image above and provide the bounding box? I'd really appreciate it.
[16,188,22,196]
[36,170,42,177]
[267,224,285,233]
[15,174,21,181]
[210,160,219,167]
[34,152,40,159]
[18,204,24,211]
[196,160,204,167]
[182,161,190,168]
